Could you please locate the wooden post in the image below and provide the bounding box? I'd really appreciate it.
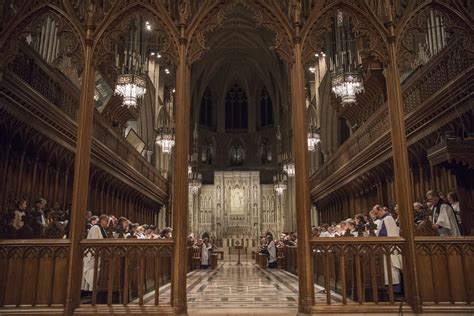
[291,40,315,313]
[64,23,95,315]
[385,37,422,313]
[171,39,190,314]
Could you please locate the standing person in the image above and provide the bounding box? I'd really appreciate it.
[427,190,460,236]
[201,237,212,269]
[373,205,403,292]
[31,198,47,237]
[13,199,27,231]
[447,191,462,234]
[266,235,277,268]
[81,215,109,293]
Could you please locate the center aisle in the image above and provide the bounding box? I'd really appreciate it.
[187,262,299,313]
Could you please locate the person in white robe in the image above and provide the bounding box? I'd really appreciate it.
[266,235,277,268]
[373,205,403,289]
[201,237,212,268]
[427,190,460,236]
[81,215,109,292]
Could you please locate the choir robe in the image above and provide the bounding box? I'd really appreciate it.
[201,243,212,266]
[267,240,277,264]
[81,225,106,291]
[377,214,403,286]
[432,202,460,236]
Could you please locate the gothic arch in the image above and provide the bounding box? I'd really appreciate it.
[92,1,179,65]
[301,1,389,65]
[0,2,85,69]
[185,1,295,65]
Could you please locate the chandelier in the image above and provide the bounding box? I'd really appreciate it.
[328,11,364,106]
[114,17,149,108]
[283,161,295,177]
[156,127,175,154]
[281,153,295,177]
[273,173,287,195]
[115,74,147,108]
[189,170,202,195]
[331,71,364,105]
[307,125,321,152]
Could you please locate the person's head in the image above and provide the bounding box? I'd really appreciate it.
[34,199,44,210]
[266,234,273,242]
[161,227,173,238]
[86,211,92,219]
[346,220,356,230]
[413,202,423,212]
[53,202,60,209]
[426,190,440,205]
[16,199,27,211]
[340,221,347,230]
[447,191,458,204]
[90,216,99,225]
[372,205,385,218]
[99,215,109,228]
[328,225,335,233]
[354,214,365,224]
[39,198,47,208]
[321,223,329,232]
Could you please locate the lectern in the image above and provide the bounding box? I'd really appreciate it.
[234,241,243,266]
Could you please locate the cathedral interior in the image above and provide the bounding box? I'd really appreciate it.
[0,1,473,315]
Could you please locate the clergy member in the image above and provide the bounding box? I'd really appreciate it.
[266,235,277,268]
[81,214,109,293]
[201,237,213,269]
[427,190,460,236]
[373,205,403,291]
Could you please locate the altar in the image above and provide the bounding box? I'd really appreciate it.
[188,171,286,248]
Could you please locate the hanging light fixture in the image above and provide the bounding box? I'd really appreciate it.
[329,11,364,106]
[189,169,202,195]
[273,173,287,195]
[114,16,148,108]
[307,125,321,152]
[155,127,175,154]
[282,153,295,177]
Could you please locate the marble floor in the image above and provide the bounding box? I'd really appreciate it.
[141,260,335,315]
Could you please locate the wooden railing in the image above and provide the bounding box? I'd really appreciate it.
[4,44,168,198]
[310,41,473,198]
[78,239,173,310]
[0,240,70,313]
[415,237,474,310]
[310,237,406,313]
[275,238,474,313]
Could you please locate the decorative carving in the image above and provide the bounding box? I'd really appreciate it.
[187,0,294,65]
[302,2,389,65]
[0,8,84,73]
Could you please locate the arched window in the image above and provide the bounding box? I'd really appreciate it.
[260,87,273,127]
[229,140,245,166]
[225,84,248,130]
[199,87,213,127]
[201,138,214,164]
[261,137,272,164]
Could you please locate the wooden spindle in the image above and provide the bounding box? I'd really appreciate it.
[385,247,394,304]
[123,256,129,305]
[339,251,347,305]
[370,249,378,303]
[324,249,331,304]
[107,257,115,305]
[48,255,56,306]
[355,250,363,304]
[91,250,99,305]
[138,256,145,306]
[155,258,160,306]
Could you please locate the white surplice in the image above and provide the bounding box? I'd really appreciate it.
[81,225,104,291]
[377,214,403,285]
[432,203,460,236]
[201,243,212,265]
